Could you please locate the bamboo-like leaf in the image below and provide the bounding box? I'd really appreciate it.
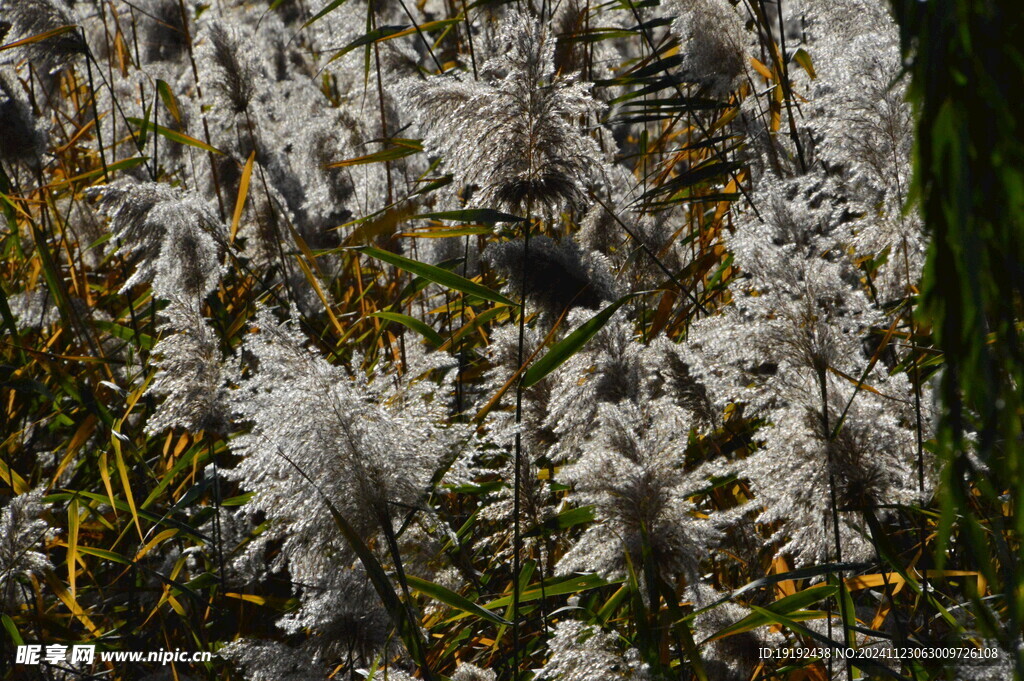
[0,456,29,495]
[67,498,80,600]
[49,156,150,189]
[135,528,179,561]
[793,48,817,79]
[126,117,224,155]
[380,19,462,42]
[522,294,633,388]
[446,573,619,622]
[303,0,353,28]
[155,79,182,123]
[327,139,423,167]
[355,245,515,306]
[46,491,211,542]
[74,545,131,565]
[406,575,511,626]
[95,320,155,350]
[230,151,255,244]
[415,209,526,223]
[523,505,594,537]
[1,614,24,646]
[112,436,144,540]
[370,311,443,347]
[400,225,492,238]
[705,583,836,642]
[0,25,76,52]
[44,571,103,637]
[324,25,409,65]
[749,56,774,81]
[97,451,116,517]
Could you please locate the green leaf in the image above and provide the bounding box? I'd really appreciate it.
[706,583,836,642]
[75,545,131,565]
[415,209,526,223]
[792,48,816,79]
[522,294,633,388]
[407,575,511,626]
[324,25,408,65]
[221,492,254,507]
[303,0,353,28]
[323,499,432,675]
[447,573,619,622]
[370,311,443,347]
[156,79,181,124]
[402,225,493,238]
[355,246,515,306]
[126,117,224,155]
[327,139,423,167]
[1,614,24,646]
[95,320,155,350]
[523,505,595,537]
[595,585,629,625]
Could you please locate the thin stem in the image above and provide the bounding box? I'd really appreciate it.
[511,216,532,681]
[209,440,226,590]
[175,0,227,219]
[81,31,109,182]
[460,0,478,79]
[819,365,854,681]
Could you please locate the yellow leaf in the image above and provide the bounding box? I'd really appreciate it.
[68,499,80,600]
[112,436,143,540]
[135,528,178,561]
[749,57,774,81]
[230,151,255,245]
[45,571,102,637]
[0,25,76,52]
[225,592,269,605]
[98,450,116,517]
[0,453,29,494]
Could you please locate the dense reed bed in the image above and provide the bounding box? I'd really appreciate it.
[1,0,1021,678]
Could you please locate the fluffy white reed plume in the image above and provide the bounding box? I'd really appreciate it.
[687,171,934,566]
[144,299,227,435]
[199,22,262,115]
[805,0,924,300]
[545,312,715,470]
[672,0,753,98]
[556,401,725,582]
[219,639,319,681]
[88,180,225,301]
[688,583,785,681]
[1,488,53,608]
[537,620,650,681]
[225,307,462,660]
[402,9,606,213]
